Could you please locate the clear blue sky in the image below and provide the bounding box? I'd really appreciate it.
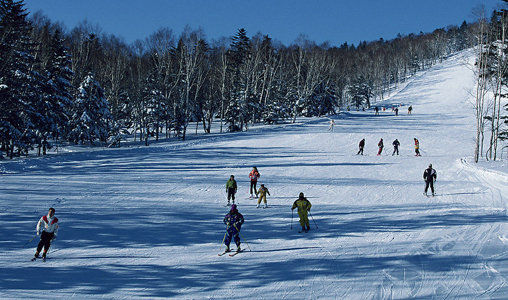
[24,0,500,46]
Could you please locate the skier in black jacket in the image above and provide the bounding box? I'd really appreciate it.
[392,139,400,155]
[423,164,437,196]
[357,139,365,155]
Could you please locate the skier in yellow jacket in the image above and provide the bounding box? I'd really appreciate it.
[256,184,270,208]
[292,192,312,233]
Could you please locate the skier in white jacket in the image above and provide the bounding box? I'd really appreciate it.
[33,208,59,261]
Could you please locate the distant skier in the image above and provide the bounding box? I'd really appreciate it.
[374,107,379,115]
[256,184,271,208]
[377,138,384,156]
[292,193,312,233]
[408,105,413,114]
[328,119,335,131]
[249,167,260,197]
[423,164,437,196]
[223,204,244,253]
[357,138,365,155]
[394,107,399,116]
[392,139,400,155]
[414,138,421,156]
[226,175,237,206]
[32,208,59,261]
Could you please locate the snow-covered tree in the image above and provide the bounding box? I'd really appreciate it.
[0,0,41,158]
[69,74,113,145]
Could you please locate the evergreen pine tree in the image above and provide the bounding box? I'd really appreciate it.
[225,28,251,131]
[69,74,113,145]
[0,0,41,158]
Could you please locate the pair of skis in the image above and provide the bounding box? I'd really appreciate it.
[31,256,48,262]
[218,249,243,257]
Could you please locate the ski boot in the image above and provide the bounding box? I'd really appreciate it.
[42,252,47,262]
[225,246,231,253]
[263,203,268,209]
[305,226,310,233]
[236,245,241,252]
[256,204,260,208]
[298,227,305,233]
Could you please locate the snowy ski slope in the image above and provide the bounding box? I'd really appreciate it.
[1,50,507,299]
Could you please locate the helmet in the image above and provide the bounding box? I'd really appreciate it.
[299,192,304,198]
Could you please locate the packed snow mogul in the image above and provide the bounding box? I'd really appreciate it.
[32,207,59,261]
[223,204,244,253]
[392,139,400,155]
[249,167,260,197]
[226,175,237,206]
[292,193,312,233]
[256,184,271,208]
[377,138,384,155]
[414,138,421,156]
[423,164,437,196]
[357,138,365,155]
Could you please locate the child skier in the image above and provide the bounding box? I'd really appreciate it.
[392,139,400,155]
[226,175,237,206]
[256,184,271,208]
[357,138,365,155]
[414,138,421,156]
[377,138,384,156]
[291,193,312,233]
[249,167,260,197]
[32,208,59,261]
[223,204,244,253]
[423,164,437,196]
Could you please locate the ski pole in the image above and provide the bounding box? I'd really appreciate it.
[24,235,37,247]
[221,231,227,245]
[233,224,251,252]
[291,209,294,230]
[308,211,318,229]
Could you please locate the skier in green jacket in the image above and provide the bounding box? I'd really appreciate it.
[226,175,237,206]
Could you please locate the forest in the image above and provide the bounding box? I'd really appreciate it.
[0,0,482,158]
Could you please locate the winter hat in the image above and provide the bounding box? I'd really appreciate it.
[230,204,237,212]
[428,164,432,168]
[299,192,304,199]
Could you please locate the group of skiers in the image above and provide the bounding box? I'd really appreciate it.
[226,167,271,209]
[373,105,412,116]
[31,161,437,258]
[357,138,421,156]
[220,166,313,253]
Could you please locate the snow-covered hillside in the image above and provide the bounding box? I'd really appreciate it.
[1,50,507,299]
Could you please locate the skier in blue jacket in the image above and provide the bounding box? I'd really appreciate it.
[223,204,244,253]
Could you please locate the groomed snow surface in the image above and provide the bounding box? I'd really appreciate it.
[1,50,507,299]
